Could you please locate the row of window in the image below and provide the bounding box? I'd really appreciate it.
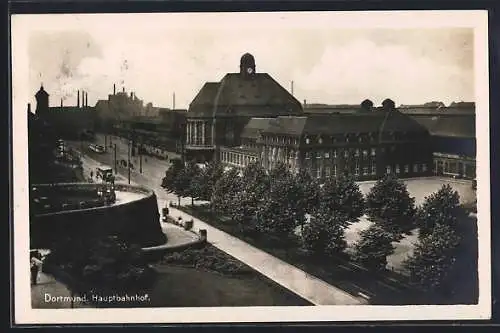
[264,131,413,146]
[305,148,377,159]
[221,151,258,166]
[311,163,429,179]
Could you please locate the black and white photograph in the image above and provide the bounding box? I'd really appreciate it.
[12,10,490,324]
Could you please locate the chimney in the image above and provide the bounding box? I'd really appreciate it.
[291,81,294,96]
[77,90,80,107]
[122,87,125,93]
[303,99,307,108]
[113,84,116,95]
[60,98,63,107]
[27,103,31,113]
[173,92,176,109]
[86,92,88,107]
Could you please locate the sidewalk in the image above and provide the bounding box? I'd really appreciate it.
[31,272,92,309]
[168,206,366,306]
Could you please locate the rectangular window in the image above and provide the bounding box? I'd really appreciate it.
[344,150,349,158]
[305,152,310,159]
[363,150,368,157]
[325,151,330,159]
[355,165,360,176]
[413,164,418,173]
[333,164,337,177]
[422,164,428,172]
[404,164,409,173]
[363,166,368,175]
[355,149,360,157]
[333,149,337,158]
[325,167,331,178]
[386,165,391,174]
[316,151,322,159]
[316,168,322,179]
[371,164,376,175]
[371,148,376,156]
[396,164,401,174]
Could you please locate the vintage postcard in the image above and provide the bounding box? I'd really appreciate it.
[11,10,490,324]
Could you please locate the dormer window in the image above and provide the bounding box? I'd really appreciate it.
[305,138,310,144]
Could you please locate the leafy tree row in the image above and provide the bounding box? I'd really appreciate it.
[161,159,469,292]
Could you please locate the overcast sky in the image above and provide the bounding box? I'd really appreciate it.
[19,12,476,109]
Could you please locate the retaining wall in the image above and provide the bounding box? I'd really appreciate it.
[30,183,166,248]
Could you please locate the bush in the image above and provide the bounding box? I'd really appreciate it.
[162,246,254,276]
[45,235,157,291]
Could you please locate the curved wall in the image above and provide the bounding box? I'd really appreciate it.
[30,183,166,249]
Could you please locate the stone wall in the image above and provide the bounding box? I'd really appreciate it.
[30,183,166,249]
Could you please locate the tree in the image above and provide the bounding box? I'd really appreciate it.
[229,162,270,233]
[301,210,348,257]
[192,160,224,203]
[365,174,416,239]
[404,224,461,293]
[161,158,184,206]
[268,161,292,184]
[320,174,365,226]
[352,224,395,271]
[211,168,242,216]
[183,160,202,206]
[416,184,465,240]
[256,168,305,240]
[295,169,321,215]
[241,161,270,197]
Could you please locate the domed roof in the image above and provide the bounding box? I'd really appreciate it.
[240,52,255,63]
[240,53,256,69]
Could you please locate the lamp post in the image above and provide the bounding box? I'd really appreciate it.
[139,143,143,174]
[128,139,131,184]
[114,143,117,174]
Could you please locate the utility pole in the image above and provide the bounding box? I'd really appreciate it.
[128,139,131,184]
[114,144,117,174]
[139,143,143,174]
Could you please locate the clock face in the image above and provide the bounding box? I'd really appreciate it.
[246,67,253,74]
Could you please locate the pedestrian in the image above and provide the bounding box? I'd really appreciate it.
[30,251,42,285]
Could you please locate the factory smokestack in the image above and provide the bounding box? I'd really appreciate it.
[291,81,294,96]
[27,103,31,113]
[85,92,88,107]
[77,90,80,107]
[303,99,307,108]
[61,98,63,107]
[113,84,116,95]
[173,92,176,109]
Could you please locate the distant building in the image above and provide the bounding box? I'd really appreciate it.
[185,53,303,162]
[95,85,144,124]
[220,99,434,181]
[397,102,476,179]
[34,86,96,140]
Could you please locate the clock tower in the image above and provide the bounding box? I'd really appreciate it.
[239,53,256,77]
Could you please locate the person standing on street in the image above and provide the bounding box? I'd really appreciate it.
[30,251,42,285]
